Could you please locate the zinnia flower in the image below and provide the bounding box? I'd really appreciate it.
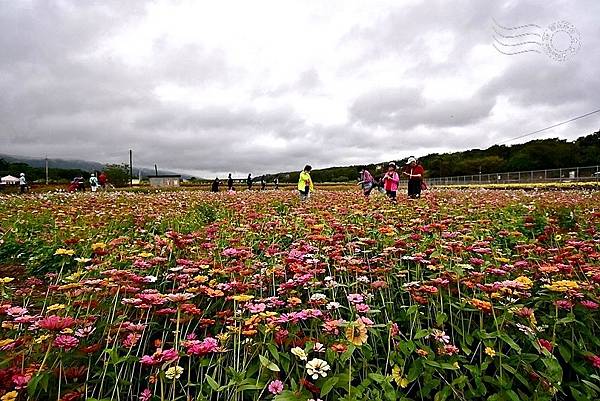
[305,358,331,380]
[345,319,368,346]
[268,380,284,394]
[53,335,79,351]
[291,347,307,361]
[165,366,184,380]
[38,315,76,331]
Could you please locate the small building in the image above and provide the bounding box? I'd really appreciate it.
[1,175,20,185]
[148,175,181,187]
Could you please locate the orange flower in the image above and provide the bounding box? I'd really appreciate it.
[470,298,493,313]
[345,319,368,346]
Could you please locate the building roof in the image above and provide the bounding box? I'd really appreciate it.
[147,175,181,178]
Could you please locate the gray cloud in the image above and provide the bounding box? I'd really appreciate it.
[1,0,599,177]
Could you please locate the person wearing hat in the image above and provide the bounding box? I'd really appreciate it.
[403,156,424,198]
[89,173,99,192]
[19,173,27,194]
[382,162,399,202]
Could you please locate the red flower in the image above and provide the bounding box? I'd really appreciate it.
[538,339,553,352]
[38,315,77,331]
[587,355,600,369]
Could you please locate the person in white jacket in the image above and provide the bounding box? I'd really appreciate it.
[89,173,99,192]
[19,173,27,194]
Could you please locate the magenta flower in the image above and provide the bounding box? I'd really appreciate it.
[139,388,152,401]
[268,380,284,394]
[53,335,79,351]
[347,293,364,304]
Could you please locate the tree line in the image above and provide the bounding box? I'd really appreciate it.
[278,130,600,182]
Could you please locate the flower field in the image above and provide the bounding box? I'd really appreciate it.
[0,188,599,401]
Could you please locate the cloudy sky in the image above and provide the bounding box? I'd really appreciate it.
[1,0,599,177]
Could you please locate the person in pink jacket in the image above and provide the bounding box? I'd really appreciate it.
[382,162,399,202]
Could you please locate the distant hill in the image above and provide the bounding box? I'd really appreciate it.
[0,154,187,179]
[274,130,600,183]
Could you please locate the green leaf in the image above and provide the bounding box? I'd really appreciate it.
[368,373,386,383]
[321,376,339,396]
[268,344,280,362]
[571,386,591,401]
[206,374,220,391]
[504,389,520,401]
[558,344,572,362]
[499,333,521,354]
[414,329,429,339]
[259,354,280,372]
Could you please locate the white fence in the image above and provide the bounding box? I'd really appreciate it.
[428,165,600,186]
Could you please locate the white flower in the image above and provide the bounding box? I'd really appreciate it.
[326,302,341,310]
[313,342,325,353]
[291,347,307,361]
[310,293,327,301]
[357,276,369,283]
[305,358,331,380]
[165,366,184,380]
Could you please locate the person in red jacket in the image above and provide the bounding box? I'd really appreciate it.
[403,157,424,198]
[98,172,107,190]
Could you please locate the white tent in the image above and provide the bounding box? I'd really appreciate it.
[1,175,19,184]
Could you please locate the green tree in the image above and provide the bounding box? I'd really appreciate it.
[104,164,130,187]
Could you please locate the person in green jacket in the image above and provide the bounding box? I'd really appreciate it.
[298,165,314,200]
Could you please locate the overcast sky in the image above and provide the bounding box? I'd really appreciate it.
[1,0,599,177]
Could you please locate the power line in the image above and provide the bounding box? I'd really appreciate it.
[497,108,600,145]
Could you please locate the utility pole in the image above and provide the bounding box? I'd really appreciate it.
[129,149,133,187]
[45,156,49,185]
[155,164,158,176]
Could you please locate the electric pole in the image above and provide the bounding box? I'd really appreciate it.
[45,156,49,185]
[129,149,133,187]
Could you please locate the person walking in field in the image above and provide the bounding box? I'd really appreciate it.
[19,173,27,194]
[403,157,424,198]
[211,177,220,192]
[99,171,107,190]
[357,166,375,197]
[298,165,314,200]
[89,173,99,192]
[247,173,253,190]
[382,162,399,202]
[227,173,233,191]
[261,176,266,190]
[273,176,279,190]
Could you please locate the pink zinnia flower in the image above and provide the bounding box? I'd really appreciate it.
[555,300,573,310]
[139,388,152,401]
[580,300,599,310]
[12,373,31,389]
[54,335,79,351]
[38,315,76,331]
[268,380,284,394]
[347,294,364,304]
[587,355,600,369]
[6,306,28,317]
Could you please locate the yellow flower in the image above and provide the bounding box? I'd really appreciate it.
[0,339,14,347]
[232,294,254,302]
[345,319,368,346]
[1,391,18,401]
[453,362,460,369]
[494,257,510,263]
[138,252,153,258]
[193,275,209,283]
[485,347,496,357]
[391,366,408,388]
[74,257,91,263]
[91,242,106,251]
[216,333,230,343]
[515,276,533,289]
[34,334,51,344]
[47,304,67,312]
[0,277,14,284]
[54,248,75,256]
[544,280,579,292]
